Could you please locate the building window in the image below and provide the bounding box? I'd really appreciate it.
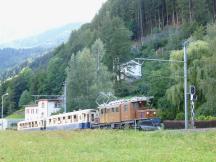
[55,102,58,108]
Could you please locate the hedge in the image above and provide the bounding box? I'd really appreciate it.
[163,120,216,129]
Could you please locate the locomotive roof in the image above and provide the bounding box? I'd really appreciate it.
[98,96,153,109]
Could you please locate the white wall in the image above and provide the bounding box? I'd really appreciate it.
[25,100,61,121]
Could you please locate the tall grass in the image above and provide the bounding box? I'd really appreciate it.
[0,130,215,162]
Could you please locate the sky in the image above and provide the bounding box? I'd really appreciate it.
[0,0,107,43]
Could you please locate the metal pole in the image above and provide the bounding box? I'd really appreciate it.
[135,120,136,132]
[1,95,3,130]
[191,100,195,128]
[64,82,67,113]
[1,93,8,130]
[184,42,189,129]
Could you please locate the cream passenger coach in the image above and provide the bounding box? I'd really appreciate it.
[18,109,96,131]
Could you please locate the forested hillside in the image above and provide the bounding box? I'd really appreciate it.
[0,48,49,76]
[1,0,216,119]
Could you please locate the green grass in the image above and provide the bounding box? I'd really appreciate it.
[0,130,216,162]
[6,109,24,119]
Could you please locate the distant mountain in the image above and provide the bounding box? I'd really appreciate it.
[0,23,82,49]
[0,48,50,75]
[0,23,82,76]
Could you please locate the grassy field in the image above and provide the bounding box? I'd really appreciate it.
[0,129,216,162]
[6,109,24,119]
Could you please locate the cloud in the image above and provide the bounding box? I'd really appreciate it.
[0,0,107,43]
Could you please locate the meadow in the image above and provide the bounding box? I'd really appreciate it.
[0,129,216,162]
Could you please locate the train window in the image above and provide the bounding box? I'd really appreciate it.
[91,114,94,122]
[49,119,51,124]
[101,109,103,114]
[116,107,119,112]
[63,117,65,120]
[133,102,139,109]
[124,105,128,112]
[87,114,89,122]
[112,108,115,113]
[68,116,71,119]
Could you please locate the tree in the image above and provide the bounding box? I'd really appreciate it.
[66,47,113,111]
[166,40,211,117]
[100,16,132,71]
[19,90,32,107]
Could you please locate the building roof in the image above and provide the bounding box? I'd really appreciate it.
[121,60,142,67]
[37,99,62,102]
[25,105,38,108]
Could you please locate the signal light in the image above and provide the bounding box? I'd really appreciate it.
[190,85,196,95]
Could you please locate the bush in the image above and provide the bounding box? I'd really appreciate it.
[196,115,216,121]
[164,120,216,129]
[176,112,185,120]
[163,120,185,129]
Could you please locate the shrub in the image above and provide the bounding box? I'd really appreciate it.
[176,112,185,120]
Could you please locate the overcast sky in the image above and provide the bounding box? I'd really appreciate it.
[0,0,107,43]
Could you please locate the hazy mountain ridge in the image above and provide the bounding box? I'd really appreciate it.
[0,23,82,49]
[0,48,50,75]
[0,23,82,75]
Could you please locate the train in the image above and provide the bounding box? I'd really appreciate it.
[17,97,160,131]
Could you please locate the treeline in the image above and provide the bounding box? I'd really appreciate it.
[0,0,216,119]
[95,0,216,40]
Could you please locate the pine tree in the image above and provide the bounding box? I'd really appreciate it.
[19,90,32,107]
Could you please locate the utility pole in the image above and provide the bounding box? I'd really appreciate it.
[64,81,67,113]
[1,93,8,130]
[183,40,189,129]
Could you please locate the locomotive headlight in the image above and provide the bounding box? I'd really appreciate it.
[153,112,156,115]
[146,112,150,115]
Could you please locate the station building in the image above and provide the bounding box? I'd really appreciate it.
[25,99,62,121]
